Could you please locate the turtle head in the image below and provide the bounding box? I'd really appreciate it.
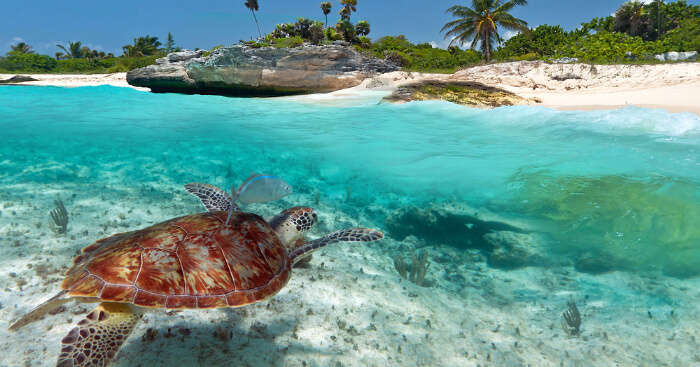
[269,206,318,250]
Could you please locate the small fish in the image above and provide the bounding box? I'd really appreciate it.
[233,173,293,205]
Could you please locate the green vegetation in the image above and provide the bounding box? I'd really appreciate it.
[441,0,529,61]
[2,0,697,75]
[367,36,482,72]
[494,0,700,63]
[0,34,174,74]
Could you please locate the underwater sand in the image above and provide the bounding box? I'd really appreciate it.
[1,85,699,366]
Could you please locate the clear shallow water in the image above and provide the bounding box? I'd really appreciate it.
[2,85,700,366]
[1,85,699,276]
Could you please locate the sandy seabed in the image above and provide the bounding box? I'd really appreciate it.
[0,179,699,367]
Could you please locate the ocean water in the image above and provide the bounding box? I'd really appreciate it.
[1,85,700,366]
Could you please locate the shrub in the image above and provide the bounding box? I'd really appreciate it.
[661,17,700,52]
[0,53,57,72]
[272,36,304,48]
[335,20,356,42]
[309,22,325,44]
[494,25,570,59]
[384,50,410,67]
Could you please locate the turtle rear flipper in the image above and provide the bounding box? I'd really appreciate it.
[57,302,141,367]
[8,291,71,331]
[185,183,239,213]
[290,228,384,264]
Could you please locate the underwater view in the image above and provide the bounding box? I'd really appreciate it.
[1,85,699,366]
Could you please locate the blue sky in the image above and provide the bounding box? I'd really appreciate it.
[3,0,699,56]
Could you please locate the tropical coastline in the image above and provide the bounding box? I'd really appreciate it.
[4,60,700,116]
[2,1,700,366]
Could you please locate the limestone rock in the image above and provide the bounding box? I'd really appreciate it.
[127,44,398,97]
[0,75,38,84]
[383,80,533,107]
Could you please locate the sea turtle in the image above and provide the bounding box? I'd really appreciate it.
[10,182,383,367]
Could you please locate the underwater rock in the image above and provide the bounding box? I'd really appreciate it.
[574,252,616,275]
[385,204,528,251]
[127,44,398,97]
[483,231,545,269]
[383,80,533,107]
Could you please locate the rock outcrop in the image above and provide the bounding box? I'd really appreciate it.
[0,75,38,84]
[127,44,398,96]
[383,80,534,107]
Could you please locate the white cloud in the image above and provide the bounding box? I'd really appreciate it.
[501,30,521,41]
[11,36,24,43]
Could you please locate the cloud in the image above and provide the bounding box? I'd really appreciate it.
[501,30,521,41]
[11,36,24,43]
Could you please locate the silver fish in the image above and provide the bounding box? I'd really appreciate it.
[234,173,293,205]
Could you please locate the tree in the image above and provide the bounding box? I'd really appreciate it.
[339,0,357,21]
[56,42,85,59]
[356,20,370,36]
[122,36,162,57]
[10,42,33,54]
[166,32,176,53]
[321,2,332,27]
[441,0,529,61]
[336,20,356,42]
[244,0,262,39]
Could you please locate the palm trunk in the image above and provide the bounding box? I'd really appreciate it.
[485,30,491,62]
[250,9,262,39]
[325,14,328,28]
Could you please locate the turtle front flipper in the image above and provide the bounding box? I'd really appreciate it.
[290,228,384,265]
[57,302,141,367]
[185,183,239,213]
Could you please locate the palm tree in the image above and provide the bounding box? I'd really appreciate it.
[441,0,529,62]
[356,20,370,36]
[244,0,262,39]
[122,36,162,57]
[56,42,85,59]
[339,0,357,21]
[321,2,332,27]
[10,42,33,54]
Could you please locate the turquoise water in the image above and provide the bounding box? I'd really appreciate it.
[1,85,700,365]
[2,85,699,275]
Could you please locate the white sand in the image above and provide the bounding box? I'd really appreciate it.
[4,62,699,115]
[0,73,148,91]
[1,182,699,366]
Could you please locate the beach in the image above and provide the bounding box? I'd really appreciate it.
[3,62,699,116]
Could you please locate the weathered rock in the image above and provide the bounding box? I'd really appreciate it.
[654,51,697,62]
[127,44,398,96]
[0,75,38,84]
[385,204,528,251]
[484,231,546,269]
[383,80,534,107]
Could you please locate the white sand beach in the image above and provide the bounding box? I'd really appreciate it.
[3,61,700,116]
[0,72,148,90]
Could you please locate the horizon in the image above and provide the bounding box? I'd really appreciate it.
[3,0,700,56]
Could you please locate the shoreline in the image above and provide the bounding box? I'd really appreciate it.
[3,62,700,116]
[0,72,149,91]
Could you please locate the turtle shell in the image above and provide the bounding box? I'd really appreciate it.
[61,211,291,309]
